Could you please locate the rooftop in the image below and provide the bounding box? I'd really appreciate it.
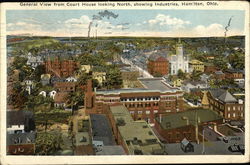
[7,110,34,126]
[109,105,165,155]
[7,132,36,145]
[156,109,223,130]
[90,114,116,145]
[209,89,237,103]
[95,145,126,155]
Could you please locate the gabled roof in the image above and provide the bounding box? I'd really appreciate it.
[218,90,237,103]
[181,138,190,146]
[209,89,237,103]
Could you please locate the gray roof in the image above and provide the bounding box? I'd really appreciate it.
[90,114,116,146]
[209,89,237,103]
[156,109,223,130]
[148,54,166,61]
[181,138,190,146]
[7,132,36,145]
[95,145,126,155]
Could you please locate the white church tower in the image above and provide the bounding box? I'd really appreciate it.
[170,38,189,75]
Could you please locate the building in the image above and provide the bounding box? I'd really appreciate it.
[213,71,226,80]
[26,54,43,69]
[169,39,189,75]
[40,74,51,86]
[207,89,244,120]
[7,110,35,134]
[147,54,169,76]
[107,105,166,155]
[44,56,78,78]
[204,63,218,73]
[85,78,185,124]
[93,72,106,85]
[224,69,244,80]
[189,60,204,72]
[181,80,209,93]
[7,132,36,155]
[54,92,69,109]
[154,109,223,143]
[54,82,76,92]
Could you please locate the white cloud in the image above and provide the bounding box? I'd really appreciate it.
[146,14,191,29]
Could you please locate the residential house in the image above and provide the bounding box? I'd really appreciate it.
[200,73,211,83]
[207,89,244,121]
[181,80,209,93]
[39,91,47,97]
[26,54,44,69]
[80,65,92,74]
[66,76,77,82]
[213,71,226,80]
[40,74,51,86]
[49,90,57,99]
[93,72,106,86]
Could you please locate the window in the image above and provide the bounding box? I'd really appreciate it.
[130,111,134,114]
[146,111,150,114]
[154,110,158,113]
[228,113,231,118]
[138,111,142,114]
[241,113,243,117]
[228,107,230,111]
[233,106,235,111]
[233,113,236,117]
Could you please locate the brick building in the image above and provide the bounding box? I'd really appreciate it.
[154,109,223,143]
[207,89,244,121]
[224,69,244,80]
[147,54,169,76]
[85,78,184,124]
[44,56,78,78]
[54,82,76,92]
[107,104,166,155]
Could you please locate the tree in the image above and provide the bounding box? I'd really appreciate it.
[177,69,186,80]
[104,66,123,89]
[35,132,63,155]
[228,51,244,70]
[190,70,202,81]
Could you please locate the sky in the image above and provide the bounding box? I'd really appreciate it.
[6,10,245,37]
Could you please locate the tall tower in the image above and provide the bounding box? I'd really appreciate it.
[85,79,94,109]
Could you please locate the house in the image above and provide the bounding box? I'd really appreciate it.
[93,72,106,85]
[207,89,244,121]
[66,76,77,82]
[147,54,169,76]
[24,80,35,95]
[181,80,209,93]
[7,132,36,155]
[80,65,92,74]
[181,138,194,152]
[200,73,211,83]
[26,54,44,69]
[39,91,47,97]
[40,74,51,86]
[49,90,57,99]
[154,109,223,143]
[189,60,204,72]
[204,63,218,73]
[213,71,226,80]
[7,110,35,134]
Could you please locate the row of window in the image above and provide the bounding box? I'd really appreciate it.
[125,102,159,108]
[228,113,244,118]
[227,106,244,111]
[121,97,160,102]
[129,110,158,114]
